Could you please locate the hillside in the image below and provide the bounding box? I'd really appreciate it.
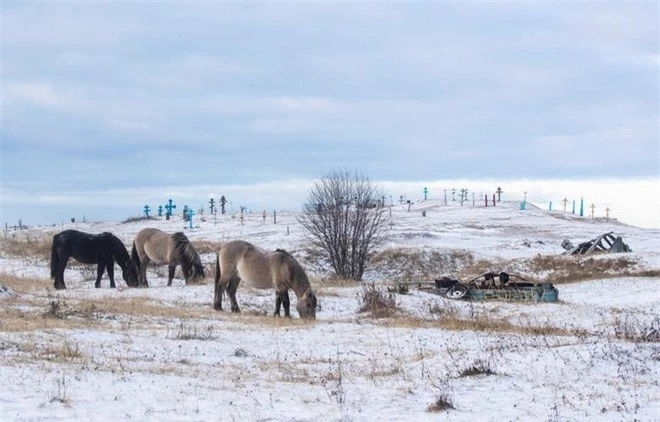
[0,200,658,421]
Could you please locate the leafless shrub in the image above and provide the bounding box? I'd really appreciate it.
[170,319,216,340]
[458,358,495,377]
[121,215,157,224]
[614,314,660,343]
[357,283,398,318]
[427,380,454,412]
[321,355,346,406]
[43,294,69,319]
[43,341,84,363]
[48,375,70,406]
[299,168,387,281]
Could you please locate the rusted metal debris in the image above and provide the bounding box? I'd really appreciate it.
[562,231,631,255]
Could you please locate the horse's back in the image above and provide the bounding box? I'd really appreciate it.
[134,228,172,264]
[52,229,106,264]
[219,240,274,289]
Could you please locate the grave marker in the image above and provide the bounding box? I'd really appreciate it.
[165,199,176,220]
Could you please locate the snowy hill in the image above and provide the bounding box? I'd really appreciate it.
[0,200,658,421]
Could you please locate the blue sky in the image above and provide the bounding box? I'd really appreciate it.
[1,2,658,228]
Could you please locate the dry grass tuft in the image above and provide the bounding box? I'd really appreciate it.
[121,215,157,224]
[524,255,655,283]
[427,396,454,412]
[614,314,660,343]
[370,248,479,282]
[0,232,52,260]
[0,272,52,294]
[317,276,360,288]
[458,359,495,377]
[384,310,587,338]
[191,240,223,255]
[169,319,216,340]
[43,294,69,319]
[358,283,398,318]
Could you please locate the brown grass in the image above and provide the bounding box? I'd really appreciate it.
[0,232,52,260]
[191,239,223,255]
[523,255,657,283]
[358,283,398,318]
[370,248,478,282]
[0,272,52,294]
[380,311,587,338]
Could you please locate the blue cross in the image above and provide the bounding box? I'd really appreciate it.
[157,205,163,217]
[188,208,194,229]
[165,199,176,217]
[143,205,151,217]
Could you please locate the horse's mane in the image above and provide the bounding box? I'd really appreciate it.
[274,248,311,291]
[104,233,130,264]
[172,232,203,275]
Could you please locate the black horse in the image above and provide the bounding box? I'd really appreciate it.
[50,230,139,289]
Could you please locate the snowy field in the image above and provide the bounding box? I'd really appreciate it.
[1,200,659,421]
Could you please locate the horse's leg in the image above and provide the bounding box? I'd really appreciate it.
[227,276,241,313]
[274,293,282,316]
[213,277,225,311]
[56,256,68,290]
[281,290,291,318]
[167,265,176,286]
[138,256,150,287]
[107,261,115,288]
[95,261,105,288]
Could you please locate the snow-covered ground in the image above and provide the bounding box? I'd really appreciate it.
[1,200,658,421]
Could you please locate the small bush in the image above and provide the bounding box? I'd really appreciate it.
[43,295,69,319]
[427,384,454,413]
[121,215,157,224]
[614,314,660,343]
[171,320,215,340]
[357,283,398,318]
[458,359,495,377]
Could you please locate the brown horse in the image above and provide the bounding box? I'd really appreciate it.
[214,240,317,319]
[131,228,205,287]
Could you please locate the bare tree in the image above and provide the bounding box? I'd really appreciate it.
[299,168,387,281]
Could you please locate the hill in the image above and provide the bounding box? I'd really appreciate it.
[0,200,658,421]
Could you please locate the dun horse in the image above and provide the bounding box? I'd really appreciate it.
[214,240,317,319]
[131,228,205,287]
[50,230,139,289]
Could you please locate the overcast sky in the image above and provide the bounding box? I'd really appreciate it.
[1,2,658,228]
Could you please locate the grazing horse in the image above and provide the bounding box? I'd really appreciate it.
[50,230,139,289]
[131,228,205,287]
[214,240,317,319]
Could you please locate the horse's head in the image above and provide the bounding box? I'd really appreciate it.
[184,262,206,284]
[297,289,318,320]
[122,260,139,287]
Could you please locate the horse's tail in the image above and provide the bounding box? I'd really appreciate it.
[214,250,221,286]
[50,237,58,279]
[131,240,140,269]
